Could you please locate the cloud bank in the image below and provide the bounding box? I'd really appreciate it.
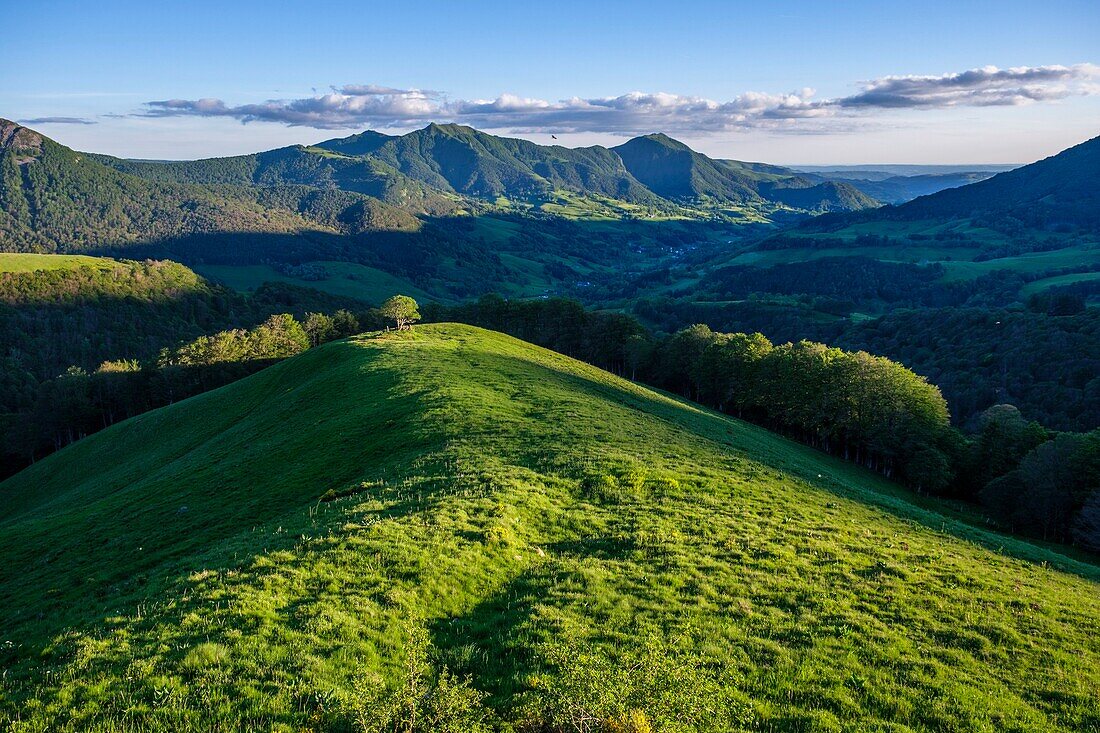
[19,116,97,125]
[139,64,1100,134]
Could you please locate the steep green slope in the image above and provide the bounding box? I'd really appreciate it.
[1,324,1097,731]
[612,133,877,211]
[0,119,428,254]
[612,133,764,202]
[337,123,660,204]
[892,134,1100,230]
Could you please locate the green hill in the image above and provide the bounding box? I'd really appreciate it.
[0,118,423,254]
[892,134,1100,230]
[92,123,878,217]
[612,133,764,203]
[611,133,877,211]
[326,123,661,204]
[1,323,1097,731]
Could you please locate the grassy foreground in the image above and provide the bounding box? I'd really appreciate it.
[1,324,1098,732]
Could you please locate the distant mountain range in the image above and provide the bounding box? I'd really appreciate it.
[815,134,1100,232]
[800,171,1001,205]
[4,116,1098,264]
[0,118,897,254]
[92,123,880,215]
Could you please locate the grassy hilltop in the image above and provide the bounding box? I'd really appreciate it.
[1,324,1098,731]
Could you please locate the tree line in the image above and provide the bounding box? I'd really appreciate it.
[4,289,1097,552]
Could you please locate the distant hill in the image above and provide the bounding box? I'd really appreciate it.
[0,118,421,254]
[2,323,1098,730]
[891,134,1100,230]
[94,123,881,216]
[611,133,878,211]
[794,163,1018,178]
[802,171,999,204]
[800,134,1100,233]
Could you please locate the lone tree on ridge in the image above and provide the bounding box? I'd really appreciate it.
[381,295,421,330]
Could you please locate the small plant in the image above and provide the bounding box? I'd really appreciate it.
[181,642,229,671]
[580,473,622,504]
[348,625,492,733]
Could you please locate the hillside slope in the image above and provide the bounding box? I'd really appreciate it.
[807,133,1100,234]
[1,324,1098,731]
[0,118,422,254]
[91,124,878,217]
[612,133,877,211]
[894,134,1100,229]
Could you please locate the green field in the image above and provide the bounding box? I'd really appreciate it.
[1,324,1098,731]
[194,261,436,305]
[726,235,1100,290]
[1019,270,1100,296]
[0,252,115,273]
[938,243,1100,282]
[725,244,986,268]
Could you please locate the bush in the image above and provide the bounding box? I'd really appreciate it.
[348,625,492,733]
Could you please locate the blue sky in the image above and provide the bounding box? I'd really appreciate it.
[5,0,1099,163]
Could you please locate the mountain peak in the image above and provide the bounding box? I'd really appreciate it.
[0,119,44,153]
[422,122,473,133]
[314,129,394,156]
[630,132,691,150]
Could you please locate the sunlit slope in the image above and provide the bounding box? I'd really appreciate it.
[1,324,1098,731]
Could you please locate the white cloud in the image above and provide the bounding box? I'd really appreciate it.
[138,64,1100,134]
[18,116,97,125]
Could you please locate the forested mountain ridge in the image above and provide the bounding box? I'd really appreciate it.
[808,133,1100,234]
[612,133,878,211]
[0,119,307,251]
[92,144,461,215]
[802,171,999,204]
[93,122,880,216]
[0,118,428,254]
[2,323,1098,731]
[321,123,662,203]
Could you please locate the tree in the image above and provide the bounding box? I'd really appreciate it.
[331,309,361,339]
[1074,491,1100,552]
[304,312,336,347]
[381,295,421,331]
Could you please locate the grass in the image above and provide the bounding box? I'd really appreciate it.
[0,324,1098,731]
[1018,270,1100,296]
[0,252,115,273]
[938,242,1100,282]
[193,261,437,304]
